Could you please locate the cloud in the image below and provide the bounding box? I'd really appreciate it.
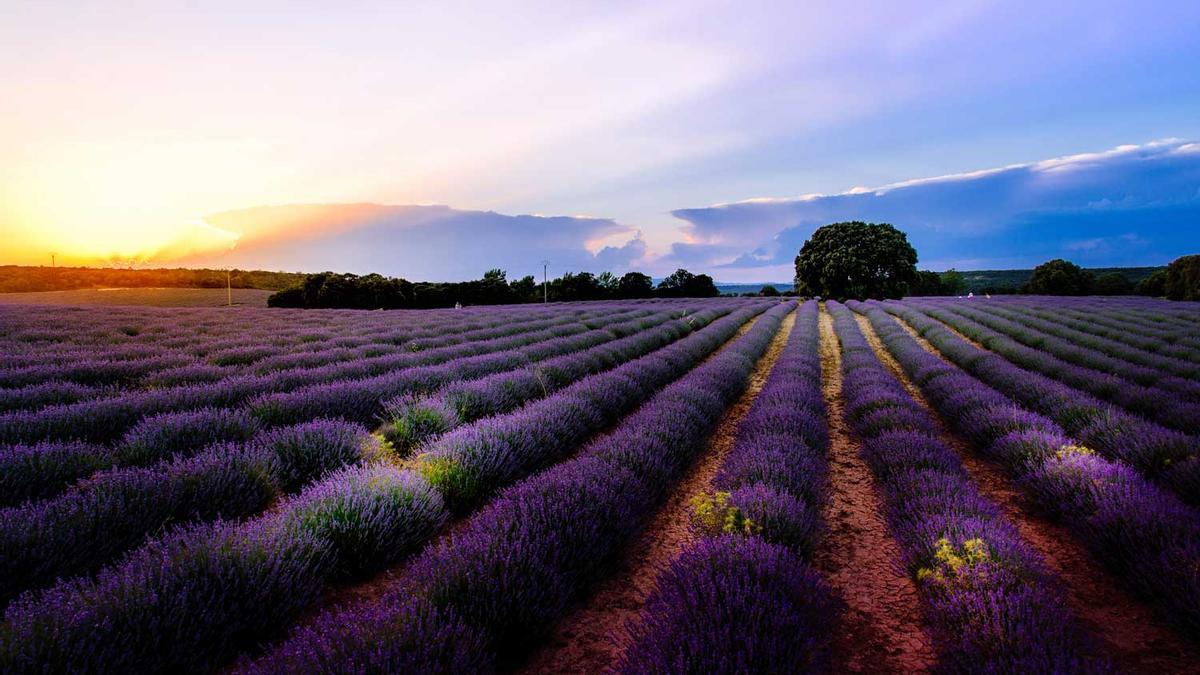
[667,139,1200,272]
[179,203,644,281]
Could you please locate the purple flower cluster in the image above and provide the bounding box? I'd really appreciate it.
[828,301,1103,671]
[0,441,113,507]
[116,407,262,466]
[245,302,794,673]
[619,300,839,673]
[619,536,838,675]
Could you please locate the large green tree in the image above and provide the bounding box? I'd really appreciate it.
[657,268,720,298]
[617,272,654,298]
[793,222,918,300]
[1165,254,1200,301]
[1022,259,1094,295]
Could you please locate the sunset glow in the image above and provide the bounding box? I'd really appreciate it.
[2,1,1199,279]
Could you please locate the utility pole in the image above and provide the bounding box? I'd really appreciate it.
[541,260,549,304]
[226,269,232,306]
[50,252,56,268]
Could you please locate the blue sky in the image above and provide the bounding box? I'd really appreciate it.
[2,1,1198,280]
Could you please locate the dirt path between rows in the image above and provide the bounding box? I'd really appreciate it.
[860,311,1200,672]
[519,310,796,674]
[814,306,936,673]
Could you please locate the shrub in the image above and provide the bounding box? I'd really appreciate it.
[276,464,446,579]
[254,419,380,492]
[117,407,261,466]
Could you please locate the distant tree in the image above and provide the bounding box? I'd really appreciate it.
[596,271,619,297]
[657,268,720,298]
[550,272,605,301]
[1022,259,1094,295]
[1093,272,1133,296]
[474,268,514,305]
[940,269,966,295]
[617,272,654,298]
[1136,269,1168,297]
[909,270,947,296]
[1165,254,1200,301]
[690,273,721,298]
[759,285,780,297]
[793,222,918,300]
[266,287,304,307]
[656,268,696,298]
[509,274,538,302]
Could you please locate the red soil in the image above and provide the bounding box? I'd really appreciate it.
[815,306,937,673]
[864,312,1200,672]
[518,310,796,674]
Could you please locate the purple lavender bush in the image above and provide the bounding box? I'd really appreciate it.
[617,535,838,674]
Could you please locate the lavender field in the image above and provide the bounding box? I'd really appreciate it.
[0,295,1198,673]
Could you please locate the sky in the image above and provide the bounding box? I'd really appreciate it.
[2,0,1198,281]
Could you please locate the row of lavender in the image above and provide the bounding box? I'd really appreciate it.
[0,303,663,442]
[913,299,1200,432]
[0,302,780,671]
[828,302,1106,671]
[242,302,795,673]
[978,295,1200,341]
[0,303,610,392]
[854,300,1200,640]
[983,297,1200,358]
[0,302,717,500]
[0,305,691,533]
[619,300,839,672]
[0,301,765,607]
[881,300,1200,504]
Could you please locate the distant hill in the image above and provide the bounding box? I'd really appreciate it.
[0,265,305,294]
[715,282,793,295]
[956,265,1166,292]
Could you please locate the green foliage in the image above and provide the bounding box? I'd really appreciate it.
[909,270,964,296]
[1165,254,1200,301]
[0,265,305,294]
[1136,269,1167,297]
[383,403,455,455]
[1022,259,1095,295]
[618,272,655,298]
[266,287,305,307]
[690,492,760,536]
[509,274,538,302]
[916,537,995,590]
[758,285,780,297]
[793,221,918,300]
[940,269,966,295]
[1093,272,1133,296]
[547,271,606,301]
[657,268,720,298]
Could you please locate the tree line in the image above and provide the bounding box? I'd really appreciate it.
[793,221,1198,301]
[0,266,305,294]
[266,268,722,309]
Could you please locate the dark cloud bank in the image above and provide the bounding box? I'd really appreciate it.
[670,140,1200,271]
